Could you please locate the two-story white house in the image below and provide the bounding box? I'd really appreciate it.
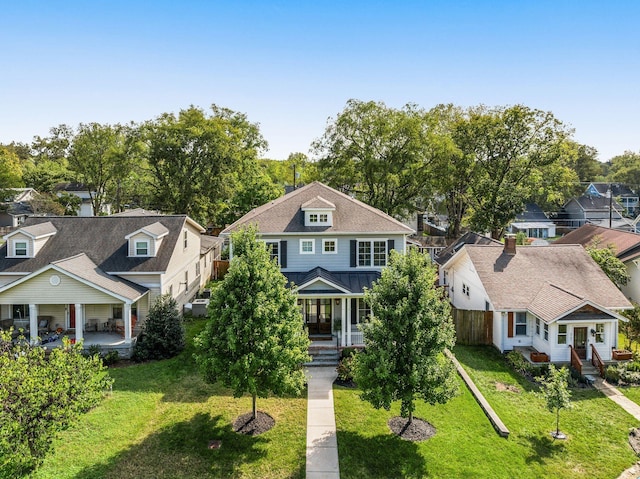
[221,182,415,347]
[439,235,632,363]
[0,213,208,356]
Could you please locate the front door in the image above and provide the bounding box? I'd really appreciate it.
[305,299,332,335]
[69,304,76,329]
[574,327,587,359]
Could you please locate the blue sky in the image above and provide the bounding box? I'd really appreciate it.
[1,1,639,161]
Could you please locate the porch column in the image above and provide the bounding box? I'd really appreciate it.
[75,303,83,343]
[29,304,38,344]
[124,303,132,344]
[346,299,352,347]
[341,298,346,347]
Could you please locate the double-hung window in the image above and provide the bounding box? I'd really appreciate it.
[300,239,315,254]
[595,323,604,343]
[515,312,527,335]
[323,239,337,254]
[358,240,387,267]
[557,324,567,344]
[135,240,149,256]
[265,241,280,264]
[535,318,540,336]
[543,323,549,341]
[14,241,27,256]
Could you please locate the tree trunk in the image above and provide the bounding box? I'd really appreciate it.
[408,410,413,425]
[252,394,257,420]
[556,408,560,436]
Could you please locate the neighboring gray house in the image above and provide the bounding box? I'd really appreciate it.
[221,182,415,347]
[560,195,625,230]
[0,188,39,228]
[586,182,638,217]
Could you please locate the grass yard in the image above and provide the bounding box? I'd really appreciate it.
[32,318,307,479]
[334,345,638,479]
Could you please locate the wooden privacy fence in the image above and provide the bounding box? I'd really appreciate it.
[213,260,230,279]
[451,308,493,346]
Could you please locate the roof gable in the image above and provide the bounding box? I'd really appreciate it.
[222,182,414,235]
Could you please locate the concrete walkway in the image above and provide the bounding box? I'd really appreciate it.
[305,366,340,479]
[593,378,640,421]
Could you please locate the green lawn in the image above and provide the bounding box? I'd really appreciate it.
[334,345,638,479]
[32,319,306,479]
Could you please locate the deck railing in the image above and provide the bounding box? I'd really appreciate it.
[591,344,605,377]
[569,345,583,375]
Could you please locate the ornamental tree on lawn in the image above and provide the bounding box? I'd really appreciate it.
[194,226,310,421]
[541,365,572,439]
[354,249,458,425]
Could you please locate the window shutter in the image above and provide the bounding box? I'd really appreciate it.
[280,241,287,268]
[350,240,357,267]
[507,312,514,338]
[387,239,395,254]
[351,298,357,323]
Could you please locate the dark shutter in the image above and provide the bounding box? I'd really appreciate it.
[280,240,287,268]
[351,298,357,324]
[387,239,395,254]
[350,240,357,267]
[507,312,514,338]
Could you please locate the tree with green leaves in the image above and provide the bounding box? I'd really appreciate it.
[0,146,24,201]
[453,104,574,239]
[68,122,142,215]
[586,240,630,289]
[144,105,267,226]
[133,294,185,361]
[621,303,640,351]
[353,249,457,426]
[0,332,113,477]
[607,150,640,190]
[194,226,310,423]
[541,365,572,439]
[313,99,436,220]
[570,142,604,182]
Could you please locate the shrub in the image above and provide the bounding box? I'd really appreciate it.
[605,365,620,383]
[133,294,185,362]
[103,350,120,366]
[341,347,358,359]
[336,354,356,383]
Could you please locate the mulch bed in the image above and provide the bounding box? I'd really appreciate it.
[334,378,357,388]
[233,411,275,436]
[388,416,436,442]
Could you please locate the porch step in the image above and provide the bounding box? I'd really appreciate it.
[581,365,600,376]
[305,346,339,367]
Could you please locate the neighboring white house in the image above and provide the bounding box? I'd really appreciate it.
[0,214,208,356]
[439,236,631,363]
[509,203,556,239]
[54,182,112,216]
[221,181,415,347]
[554,224,640,303]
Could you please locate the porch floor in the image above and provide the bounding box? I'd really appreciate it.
[41,332,129,349]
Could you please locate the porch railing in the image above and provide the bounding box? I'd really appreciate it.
[350,331,364,346]
[569,345,583,375]
[591,344,605,378]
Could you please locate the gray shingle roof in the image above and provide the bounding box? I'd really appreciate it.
[222,182,414,235]
[435,232,501,266]
[52,254,148,300]
[18,221,57,238]
[0,215,192,274]
[461,244,631,315]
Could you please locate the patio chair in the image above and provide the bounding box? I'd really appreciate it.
[114,319,124,337]
[37,317,49,336]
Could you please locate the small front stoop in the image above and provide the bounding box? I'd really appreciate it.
[306,344,339,367]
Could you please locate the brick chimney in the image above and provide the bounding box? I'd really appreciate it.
[504,234,517,255]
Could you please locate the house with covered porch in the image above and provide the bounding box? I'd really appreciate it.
[221,182,414,347]
[439,235,632,364]
[0,213,207,356]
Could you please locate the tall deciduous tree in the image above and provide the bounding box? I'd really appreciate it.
[570,142,604,182]
[541,365,572,439]
[194,226,310,420]
[0,146,24,200]
[454,105,573,239]
[144,105,267,226]
[0,332,113,477]
[607,150,640,190]
[313,99,436,219]
[586,241,630,288]
[68,122,140,215]
[354,249,457,425]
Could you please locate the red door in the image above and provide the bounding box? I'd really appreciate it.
[69,304,76,329]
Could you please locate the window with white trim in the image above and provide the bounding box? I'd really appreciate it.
[309,213,318,223]
[264,241,279,264]
[358,240,387,267]
[352,298,371,328]
[595,323,604,343]
[300,239,315,254]
[196,261,200,277]
[462,283,470,297]
[319,213,328,222]
[135,240,149,256]
[515,312,527,335]
[543,323,549,341]
[14,241,27,256]
[323,239,337,254]
[535,318,540,336]
[183,230,188,249]
[557,324,567,344]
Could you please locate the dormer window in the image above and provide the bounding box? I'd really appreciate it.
[14,241,27,256]
[302,196,335,227]
[135,240,149,256]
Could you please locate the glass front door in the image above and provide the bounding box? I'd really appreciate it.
[305,299,332,335]
[574,327,587,359]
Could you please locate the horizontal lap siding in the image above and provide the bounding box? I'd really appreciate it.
[0,271,118,304]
